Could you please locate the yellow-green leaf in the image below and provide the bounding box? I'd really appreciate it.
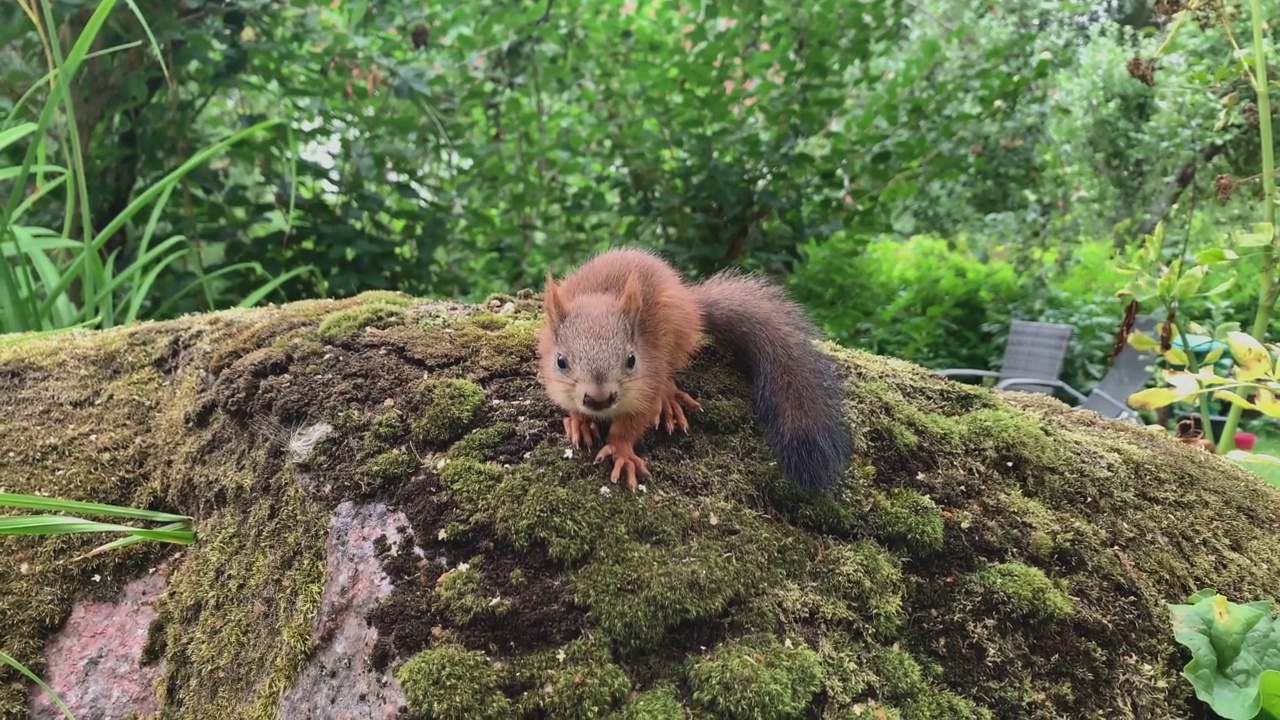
[1161,370,1204,394]
[1203,345,1226,365]
[1213,390,1258,410]
[1214,322,1242,341]
[1128,387,1189,410]
[1163,348,1190,365]
[1226,331,1273,380]
[1256,389,1280,418]
[1127,330,1162,352]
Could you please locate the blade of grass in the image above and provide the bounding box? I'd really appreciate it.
[74,521,192,561]
[0,651,74,720]
[0,491,191,523]
[0,515,194,544]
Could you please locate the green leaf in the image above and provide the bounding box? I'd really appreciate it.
[1201,277,1238,297]
[1260,670,1280,718]
[1166,591,1280,720]
[1237,222,1275,247]
[1196,247,1239,264]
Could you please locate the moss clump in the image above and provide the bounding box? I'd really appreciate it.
[361,448,416,487]
[612,684,685,719]
[955,407,1057,465]
[366,408,406,448]
[868,646,993,720]
[815,539,906,637]
[512,639,632,716]
[316,302,406,342]
[396,643,511,719]
[410,378,485,446]
[686,634,824,720]
[468,312,511,331]
[434,559,511,623]
[448,423,515,461]
[440,457,607,564]
[968,562,1076,621]
[870,487,945,554]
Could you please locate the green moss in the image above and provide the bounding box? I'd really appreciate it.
[396,643,511,719]
[815,539,906,637]
[955,407,1057,464]
[858,646,987,718]
[610,684,685,719]
[316,302,406,342]
[366,408,406,447]
[468,312,511,331]
[870,487,945,554]
[448,423,514,461]
[968,561,1076,621]
[150,479,328,718]
[360,448,416,488]
[350,290,415,307]
[461,317,540,373]
[439,458,606,563]
[572,504,809,652]
[513,639,632,716]
[685,634,824,720]
[434,558,511,623]
[410,378,485,446]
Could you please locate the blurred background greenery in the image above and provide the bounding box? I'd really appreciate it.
[0,0,1274,403]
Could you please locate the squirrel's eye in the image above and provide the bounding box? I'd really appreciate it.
[626,353,636,370]
[556,354,569,371]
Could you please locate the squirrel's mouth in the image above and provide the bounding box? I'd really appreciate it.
[579,390,619,415]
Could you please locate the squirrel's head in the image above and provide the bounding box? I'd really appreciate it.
[539,273,647,419]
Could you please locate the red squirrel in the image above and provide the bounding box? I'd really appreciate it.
[537,247,852,493]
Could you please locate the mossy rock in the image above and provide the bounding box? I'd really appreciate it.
[1,294,1279,719]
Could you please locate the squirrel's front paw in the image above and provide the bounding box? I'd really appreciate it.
[594,442,650,491]
[654,386,701,434]
[563,412,601,448]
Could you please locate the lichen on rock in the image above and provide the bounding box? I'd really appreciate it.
[1,289,1279,719]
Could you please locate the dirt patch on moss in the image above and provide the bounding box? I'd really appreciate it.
[2,291,1279,719]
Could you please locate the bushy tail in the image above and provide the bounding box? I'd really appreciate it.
[691,271,852,493]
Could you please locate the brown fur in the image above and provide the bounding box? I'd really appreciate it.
[538,247,851,493]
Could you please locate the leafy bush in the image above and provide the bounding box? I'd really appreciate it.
[790,233,1027,372]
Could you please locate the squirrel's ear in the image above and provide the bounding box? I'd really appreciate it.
[620,274,643,326]
[543,271,567,327]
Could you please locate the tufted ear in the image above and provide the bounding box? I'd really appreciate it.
[620,273,643,327]
[543,272,568,328]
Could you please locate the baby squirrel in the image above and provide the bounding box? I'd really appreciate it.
[537,247,852,493]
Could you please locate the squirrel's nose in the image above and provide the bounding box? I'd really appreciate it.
[582,391,618,411]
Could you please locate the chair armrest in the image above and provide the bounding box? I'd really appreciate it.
[993,377,1089,404]
[936,369,1001,379]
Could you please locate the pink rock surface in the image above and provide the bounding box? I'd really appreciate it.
[275,500,416,718]
[29,565,167,720]
[27,501,414,719]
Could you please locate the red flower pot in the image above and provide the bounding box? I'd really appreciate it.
[1234,432,1257,451]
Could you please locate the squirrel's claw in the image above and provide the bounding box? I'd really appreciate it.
[594,442,649,491]
[655,387,701,435]
[563,413,601,448]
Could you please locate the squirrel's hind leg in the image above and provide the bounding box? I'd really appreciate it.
[654,382,701,434]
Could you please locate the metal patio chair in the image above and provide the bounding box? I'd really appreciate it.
[990,316,1160,423]
[936,319,1076,395]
